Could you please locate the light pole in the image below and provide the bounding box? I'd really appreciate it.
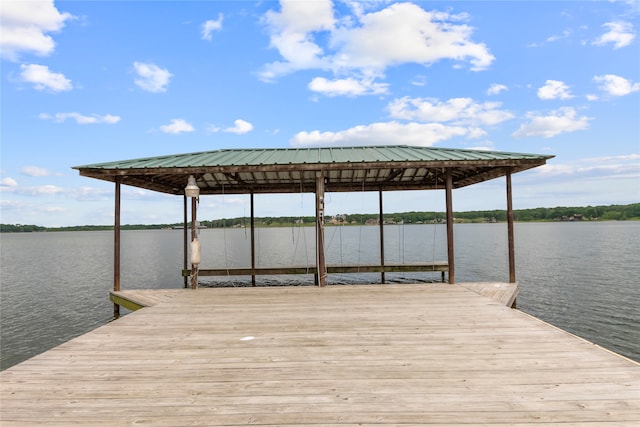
[185,175,200,289]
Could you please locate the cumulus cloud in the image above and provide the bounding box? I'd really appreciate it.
[594,74,640,97]
[291,121,470,147]
[388,97,514,126]
[224,119,254,134]
[39,112,121,124]
[537,80,573,100]
[292,96,512,148]
[487,83,508,95]
[330,4,494,71]
[0,0,74,61]
[260,0,334,81]
[202,14,223,41]
[209,119,254,134]
[159,119,194,134]
[308,76,388,96]
[260,1,494,95]
[133,62,172,92]
[21,166,50,177]
[18,184,65,196]
[533,154,640,184]
[593,21,635,49]
[20,64,72,92]
[1,177,18,187]
[512,107,591,139]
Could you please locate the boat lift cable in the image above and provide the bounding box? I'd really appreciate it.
[290,182,310,273]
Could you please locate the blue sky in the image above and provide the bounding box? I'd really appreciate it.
[1,1,639,227]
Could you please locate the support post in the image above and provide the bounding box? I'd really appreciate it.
[113,177,121,318]
[250,191,256,287]
[190,196,199,289]
[315,171,327,287]
[506,169,516,283]
[445,171,455,284]
[379,189,385,284]
[183,195,188,288]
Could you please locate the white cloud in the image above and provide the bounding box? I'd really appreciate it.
[594,74,640,97]
[592,21,635,49]
[72,186,112,201]
[411,75,427,87]
[512,107,591,139]
[580,153,640,163]
[388,97,514,126]
[487,83,508,96]
[133,62,172,93]
[260,2,494,90]
[528,28,573,48]
[330,3,494,71]
[1,177,18,187]
[534,154,640,182]
[160,119,194,134]
[201,14,223,41]
[260,0,334,81]
[0,0,74,61]
[20,64,72,92]
[21,184,65,196]
[21,166,50,177]
[308,76,388,96]
[224,119,254,134]
[546,28,572,43]
[39,112,121,124]
[291,121,470,147]
[537,80,573,100]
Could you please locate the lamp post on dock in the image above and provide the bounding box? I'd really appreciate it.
[185,175,200,289]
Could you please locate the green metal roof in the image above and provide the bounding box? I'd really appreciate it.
[74,145,553,195]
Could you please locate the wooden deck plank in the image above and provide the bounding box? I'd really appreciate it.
[2,284,638,426]
[110,281,519,312]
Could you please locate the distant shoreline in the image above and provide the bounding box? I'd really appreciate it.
[2,203,638,233]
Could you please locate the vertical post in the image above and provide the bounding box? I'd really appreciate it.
[315,171,327,287]
[378,189,385,284]
[445,171,455,284]
[113,177,121,318]
[250,191,256,287]
[190,196,198,289]
[183,195,188,288]
[506,169,516,283]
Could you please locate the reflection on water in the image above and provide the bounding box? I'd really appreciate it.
[1,222,638,369]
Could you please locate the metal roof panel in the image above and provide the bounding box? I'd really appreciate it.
[74,145,551,170]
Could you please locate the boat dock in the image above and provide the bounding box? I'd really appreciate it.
[2,283,638,426]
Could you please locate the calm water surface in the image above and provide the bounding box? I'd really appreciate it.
[1,222,638,369]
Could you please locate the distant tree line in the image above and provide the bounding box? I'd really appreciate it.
[2,203,638,232]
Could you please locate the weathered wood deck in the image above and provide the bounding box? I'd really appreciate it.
[109,281,518,311]
[2,284,638,426]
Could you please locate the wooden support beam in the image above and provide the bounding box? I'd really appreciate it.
[445,171,455,284]
[379,189,385,284]
[190,196,198,289]
[183,195,188,289]
[506,169,516,283]
[251,191,256,287]
[182,262,448,278]
[315,171,327,287]
[113,177,121,318]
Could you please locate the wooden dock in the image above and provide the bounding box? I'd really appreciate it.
[2,284,638,426]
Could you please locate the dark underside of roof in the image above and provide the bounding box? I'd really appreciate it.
[74,146,553,195]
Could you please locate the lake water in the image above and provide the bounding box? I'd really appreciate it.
[1,222,638,369]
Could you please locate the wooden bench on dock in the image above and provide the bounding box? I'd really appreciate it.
[182,261,449,283]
